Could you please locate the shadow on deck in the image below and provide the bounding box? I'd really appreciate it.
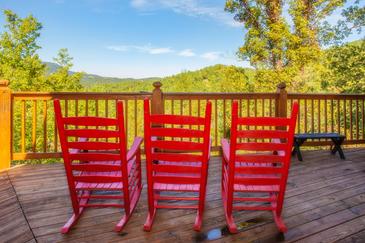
[1,148,365,243]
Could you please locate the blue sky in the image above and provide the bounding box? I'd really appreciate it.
[0,0,362,78]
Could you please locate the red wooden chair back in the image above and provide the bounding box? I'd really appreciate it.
[54,99,143,233]
[143,99,212,231]
[221,101,299,233]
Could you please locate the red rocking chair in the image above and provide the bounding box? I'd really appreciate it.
[54,99,143,233]
[221,101,298,233]
[143,99,212,231]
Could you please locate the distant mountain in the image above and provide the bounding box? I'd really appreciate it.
[44,62,160,85]
[44,62,61,74]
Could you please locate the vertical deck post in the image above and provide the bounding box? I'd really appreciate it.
[151,81,164,117]
[0,80,12,171]
[276,82,287,118]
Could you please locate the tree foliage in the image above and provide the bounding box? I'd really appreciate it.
[0,10,46,91]
[0,10,82,91]
[225,0,291,70]
[324,40,365,93]
[321,0,364,45]
[225,0,353,91]
[45,48,83,91]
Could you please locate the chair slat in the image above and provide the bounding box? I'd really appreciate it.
[234,177,281,185]
[153,175,201,184]
[68,141,120,150]
[236,142,287,151]
[151,140,204,151]
[235,166,283,174]
[63,116,118,126]
[156,205,198,209]
[151,153,203,162]
[150,114,205,125]
[155,195,199,201]
[69,153,121,162]
[71,164,121,172]
[237,117,291,126]
[152,164,201,173]
[73,175,123,183]
[236,130,288,139]
[233,197,275,202]
[235,154,284,163]
[233,206,275,211]
[150,127,204,138]
[65,129,119,138]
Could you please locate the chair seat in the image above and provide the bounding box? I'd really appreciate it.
[75,159,135,191]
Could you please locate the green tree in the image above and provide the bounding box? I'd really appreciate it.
[225,0,291,70]
[321,0,364,45]
[225,0,347,91]
[323,40,365,93]
[0,10,46,91]
[45,48,83,91]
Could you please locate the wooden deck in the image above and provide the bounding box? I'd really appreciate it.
[1,148,365,243]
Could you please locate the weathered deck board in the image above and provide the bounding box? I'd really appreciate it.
[1,148,365,242]
[0,171,34,243]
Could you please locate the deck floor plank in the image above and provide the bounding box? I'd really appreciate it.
[1,148,365,242]
[0,172,35,243]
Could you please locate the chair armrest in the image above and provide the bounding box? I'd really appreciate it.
[127,137,143,161]
[221,138,230,162]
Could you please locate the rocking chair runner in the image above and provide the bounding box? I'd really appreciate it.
[54,99,143,233]
[143,99,212,231]
[221,101,299,233]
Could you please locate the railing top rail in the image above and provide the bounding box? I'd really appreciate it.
[288,93,365,99]
[11,90,365,102]
[12,91,152,100]
[164,92,279,99]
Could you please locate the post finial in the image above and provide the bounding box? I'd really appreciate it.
[277,82,286,90]
[0,80,9,87]
[153,81,162,89]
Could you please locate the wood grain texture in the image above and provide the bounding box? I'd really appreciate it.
[2,149,365,242]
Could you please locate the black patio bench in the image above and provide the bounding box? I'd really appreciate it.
[292,133,346,161]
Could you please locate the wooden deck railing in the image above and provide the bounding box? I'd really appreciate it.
[0,80,364,170]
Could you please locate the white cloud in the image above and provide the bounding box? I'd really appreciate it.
[130,0,149,8]
[200,51,221,61]
[130,0,239,27]
[107,44,174,55]
[107,45,130,52]
[108,44,226,61]
[178,49,196,57]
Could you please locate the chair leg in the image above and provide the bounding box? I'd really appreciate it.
[61,192,89,234]
[222,190,237,233]
[143,207,156,231]
[115,185,143,232]
[143,188,157,232]
[194,211,203,231]
[225,210,238,233]
[273,211,287,233]
[61,210,83,234]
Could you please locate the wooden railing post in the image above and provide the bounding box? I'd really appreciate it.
[276,82,287,118]
[151,81,164,116]
[0,80,12,170]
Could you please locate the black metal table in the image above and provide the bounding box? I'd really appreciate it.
[292,133,346,161]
